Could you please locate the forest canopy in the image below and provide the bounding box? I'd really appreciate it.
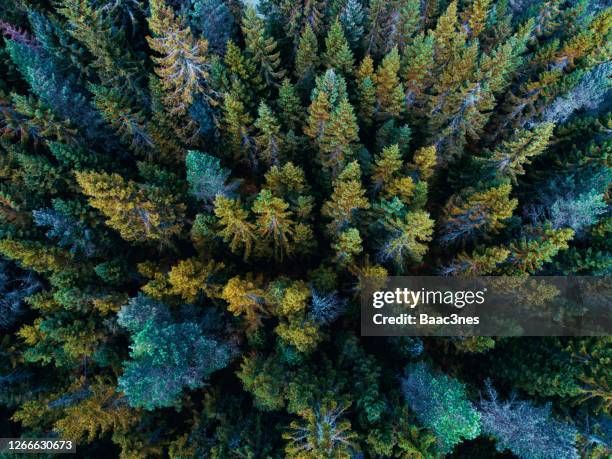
[0,0,610,457]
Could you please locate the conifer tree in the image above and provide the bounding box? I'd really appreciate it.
[283,398,357,458]
[213,195,256,259]
[401,32,434,109]
[0,2,609,456]
[356,55,377,123]
[463,0,492,39]
[374,47,404,120]
[254,102,285,166]
[295,24,319,84]
[186,150,238,204]
[278,79,303,131]
[340,0,365,50]
[391,0,421,50]
[222,90,255,164]
[147,0,211,115]
[221,274,268,329]
[322,161,370,232]
[242,6,285,87]
[365,0,393,56]
[304,87,331,145]
[379,210,434,268]
[409,145,437,182]
[442,246,510,276]
[253,189,295,261]
[402,362,481,453]
[189,0,234,55]
[75,172,184,243]
[486,122,555,182]
[323,19,354,75]
[441,184,518,243]
[319,97,359,174]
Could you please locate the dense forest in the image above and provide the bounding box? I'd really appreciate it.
[0,0,610,457]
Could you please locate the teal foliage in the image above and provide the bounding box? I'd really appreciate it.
[117,294,232,410]
[401,362,481,453]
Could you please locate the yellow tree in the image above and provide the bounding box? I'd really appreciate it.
[214,195,256,260]
[76,171,184,242]
[374,47,404,120]
[322,161,370,233]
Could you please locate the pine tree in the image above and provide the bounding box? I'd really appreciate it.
[185,150,239,204]
[374,47,404,120]
[117,295,231,410]
[401,32,434,109]
[147,0,211,115]
[356,55,377,123]
[75,172,184,243]
[283,398,357,458]
[402,362,481,454]
[0,239,71,274]
[441,246,510,276]
[478,380,579,458]
[319,97,359,174]
[213,195,256,259]
[323,19,354,75]
[365,0,393,56]
[88,85,152,156]
[253,189,295,261]
[222,90,255,164]
[391,0,421,50]
[304,88,331,145]
[340,0,365,50]
[432,0,466,68]
[379,210,434,267]
[189,0,235,55]
[372,144,403,191]
[322,161,370,233]
[441,184,518,243]
[278,79,303,131]
[295,24,319,84]
[221,275,268,329]
[254,102,285,166]
[409,145,437,182]
[486,123,555,182]
[506,225,574,274]
[332,227,363,267]
[242,6,285,87]
[463,0,492,39]
[166,258,224,302]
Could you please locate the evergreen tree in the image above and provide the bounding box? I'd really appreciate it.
[75,172,184,243]
[402,362,481,454]
[374,47,404,120]
[323,19,354,75]
[479,380,579,458]
[117,295,232,410]
[440,184,518,243]
[189,0,235,55]
[340,0,365,50]
[254,102,285,166]
[213,195,256,259]
[283,398,357,458]
[147,0,211,115]
[322,161,370,233]
[185,150,239,204]
[295,24,319,85]
[486,123,555,182]
[242,6,285,87]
